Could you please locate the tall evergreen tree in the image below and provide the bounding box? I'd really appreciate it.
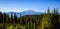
[3,12,7,29]
[10,13,13,24]
[59,15,60,23]
[14,13,17,24]
[47,7,50,14]
[0,12,3,23]
[41,8,51,29]
[5,13,8,24]
[3,12,7,23]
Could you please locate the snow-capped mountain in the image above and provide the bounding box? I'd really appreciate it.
[7,10,43,17]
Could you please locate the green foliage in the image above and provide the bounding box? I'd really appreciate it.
[41,8,60,29]
[0,8,60,29]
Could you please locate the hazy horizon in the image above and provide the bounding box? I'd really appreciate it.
[0,0,60,12]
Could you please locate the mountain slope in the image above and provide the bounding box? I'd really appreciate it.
[7,10,43,17]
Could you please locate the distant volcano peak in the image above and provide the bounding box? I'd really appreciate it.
[23,10,35,12]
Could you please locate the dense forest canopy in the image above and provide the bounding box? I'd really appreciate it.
[0,8,60,29]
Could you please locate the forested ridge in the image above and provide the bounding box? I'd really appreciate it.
[0,8,60,29]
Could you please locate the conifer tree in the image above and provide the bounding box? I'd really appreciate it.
[59,15,60,23]
[7,14,10,24]
[3,12,7,29]
[11,13,13,24]
[47,8,50,14]
[5,13,8,24]
[41,8,51,29]
[14,13,17,24]
[0,12,3,23]
[3,12,7,23]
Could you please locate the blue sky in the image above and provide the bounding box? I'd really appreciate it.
[0,0,60,12]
